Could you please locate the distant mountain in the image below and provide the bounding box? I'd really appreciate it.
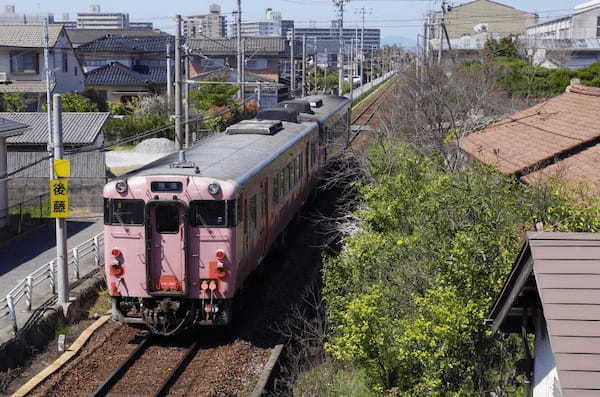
[382,35,417,50]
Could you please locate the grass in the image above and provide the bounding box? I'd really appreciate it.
[8,200,50,218]
[88,290,112,317]
[294,362,377,397]
[55,324,73,337]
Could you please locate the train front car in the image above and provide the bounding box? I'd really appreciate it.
[104,174,237,335]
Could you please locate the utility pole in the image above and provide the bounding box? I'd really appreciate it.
[302,34,306,97]
[438,3,445,65]
[355,7,370,88]
[256,82,262,110]
[166,42,172,106]
[333,0,350,96]
[52,94,68,307]
[184,47,190,148]
[43,18,53,176]
[424,14,430,66]
[370,44,374,83]
[313,37,318,94]
[174,14,183,150]
[236,0,242,102]
[349,36,354,101]
[290,27,295,97]
[242,38,246,109]
[323,47,328,94]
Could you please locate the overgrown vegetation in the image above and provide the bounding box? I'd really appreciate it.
[0,93,26,112]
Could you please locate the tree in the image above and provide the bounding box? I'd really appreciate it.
[0,93,26,112]
[484,37,519,59]
[189,77,239,112]
[42,93,99,112]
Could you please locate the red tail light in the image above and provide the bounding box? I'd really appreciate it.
[215,250,226,260]
[111,248,122,257]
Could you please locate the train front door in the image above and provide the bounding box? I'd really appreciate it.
[146,202,187,295]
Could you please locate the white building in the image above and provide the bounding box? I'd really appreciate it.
[229,8,293,38]
[76,5,152,30]
[527,0,600,40]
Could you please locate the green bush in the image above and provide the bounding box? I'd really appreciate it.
[0,93,26,112]
[323,141,600,394]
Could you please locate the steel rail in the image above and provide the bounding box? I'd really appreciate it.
[153,341,201,397]
[91,336,152,397]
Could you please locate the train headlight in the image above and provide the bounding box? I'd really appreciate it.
[215,250,226,260]
[208,183,221,195]
[115,181,128,194]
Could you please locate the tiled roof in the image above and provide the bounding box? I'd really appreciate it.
[193,67,278,84]
[3,112,109,145]
[0,24,63,48]
[460,85,600,175]
[0,81,48,93]
[523,143,600,191]
[66,28,170,47]
[0,117,28,137]
[189,37,299,56]
[85,62,166,86]
[77,35,173,53]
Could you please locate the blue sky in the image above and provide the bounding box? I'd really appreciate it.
[6,0,586,43]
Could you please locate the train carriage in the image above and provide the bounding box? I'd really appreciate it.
[104,95,350,335]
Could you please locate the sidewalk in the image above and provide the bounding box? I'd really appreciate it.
[0,218,103,340]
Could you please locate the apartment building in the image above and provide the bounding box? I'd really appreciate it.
[527,0,600,40]
[76,5,153,30]
[295,22,381,51]
[184,4,227,39]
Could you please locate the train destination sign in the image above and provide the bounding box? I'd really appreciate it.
[50,179,70,218]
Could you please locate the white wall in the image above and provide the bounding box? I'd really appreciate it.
[534,312,562,397]
[572,7,600,39]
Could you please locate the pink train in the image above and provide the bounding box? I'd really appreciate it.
[104,95,351,334]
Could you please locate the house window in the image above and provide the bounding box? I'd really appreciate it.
[9,51,39,73]
[74,66,78,76]
[62,52,68,73]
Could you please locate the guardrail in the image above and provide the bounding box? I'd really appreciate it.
[0,233,104,334]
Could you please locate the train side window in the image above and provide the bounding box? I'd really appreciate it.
[237,198,243,225]
[299,153,304,178]
[272,175,279,204]
[228,199,237,226]
[249,195,257,232]
[287,163,293,191]
[156,205,179,234]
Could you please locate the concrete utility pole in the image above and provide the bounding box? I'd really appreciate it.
[370,44,375,83]
[256,82,262,110]
[166,42,172,106]
[424,14,430,66]
[349,36,354,101]
[333,0,350,96]
[313,37,318,94]
[174,14,183,150]
[184,47,190,148]
[236,0,242,102]
[43,18,53,173]
[302,34,306,97]
[52,94,68,307]
[290,27,295,97]
[438,2,446,65]
[355,7,369,88]
[241,38,246,109]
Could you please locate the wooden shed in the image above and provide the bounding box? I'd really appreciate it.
[487,232,600,396]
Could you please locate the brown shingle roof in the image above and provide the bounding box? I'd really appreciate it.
[0,24,63,48]
[0,81,48,93]
[522,143,600,190]
[488,232,600,395]
[460,85,600,175]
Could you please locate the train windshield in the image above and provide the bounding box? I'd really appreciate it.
[104,199,145,225]
[189,200,236,228]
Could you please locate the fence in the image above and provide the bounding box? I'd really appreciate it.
[0,233,104,334]
[3,193,50,237]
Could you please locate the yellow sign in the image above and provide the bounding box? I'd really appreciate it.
[54,159,70,178]
[50,179,70,218]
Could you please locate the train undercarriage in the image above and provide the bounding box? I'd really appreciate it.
[112,296,232,336]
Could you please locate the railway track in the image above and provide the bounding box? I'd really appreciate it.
[350,78,396,145]
[92,336,200,397]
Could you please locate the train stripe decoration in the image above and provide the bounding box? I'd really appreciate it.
[103,95,352,335]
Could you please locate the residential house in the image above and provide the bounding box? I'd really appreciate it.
[487,232,600,396]
[66,28,169,49]
[4,112,109,212]
[0,117,27,229]
[0,24,84,106]
[73,35,173,103]
[460,83,600,192]
[187,37,303,98]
